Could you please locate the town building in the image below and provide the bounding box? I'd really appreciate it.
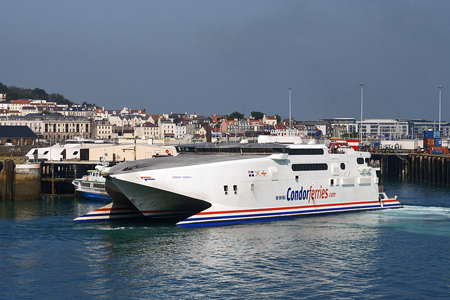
[357,119,409,139]
[43,115,91,141]
[92,119,115,140]
[0,125,39,145]
[0,115,44,135]
[262,115,277,126]
[135,122,159,139]
[160,120,176,139]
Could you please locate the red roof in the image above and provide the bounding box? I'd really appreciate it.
[11,100,30,105]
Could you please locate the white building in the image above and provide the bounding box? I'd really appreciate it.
[175,123,186,139]
[160,120,176,139]
[357,119,409,139]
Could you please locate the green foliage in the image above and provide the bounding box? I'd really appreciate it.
[0,82,74,106]
[251,111,264,120]
[49,93,73,106]
[81,101,97,107]
[0,82,7,93]
[227,111,244,120]
[32,88,48,99]
[275,114,281,123]
[173,117,183,124]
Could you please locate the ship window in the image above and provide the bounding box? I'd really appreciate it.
[93,183,105,188]
[340,163,346,170]
[233,185,238,194]
[289,148,324,155]
[224,185,228,195]
[292,163,328,171]
[81,182,90,187]
[330,179,334,185]
[357,158,364,164]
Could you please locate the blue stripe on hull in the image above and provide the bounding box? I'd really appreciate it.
[178,204,403,228]
[79,191,113,202]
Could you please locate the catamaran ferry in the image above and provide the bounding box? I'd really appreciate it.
[74,143,402,226]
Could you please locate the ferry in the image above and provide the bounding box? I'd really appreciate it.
[74,143,402,226]
[72,164,112,201]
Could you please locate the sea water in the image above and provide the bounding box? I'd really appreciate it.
[0,179,449,299]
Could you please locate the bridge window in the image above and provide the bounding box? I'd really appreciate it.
[357,158,364,164]
[292,163,328,171]
[289,148,324,155]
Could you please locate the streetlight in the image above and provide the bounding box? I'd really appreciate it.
[438,86,443,132]
[288,87,292,136]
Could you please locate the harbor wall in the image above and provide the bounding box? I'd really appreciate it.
[0,160,41,201]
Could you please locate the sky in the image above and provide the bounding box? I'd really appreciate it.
[1,0,450,122]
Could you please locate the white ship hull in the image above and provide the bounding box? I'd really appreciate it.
[76,144,402,226]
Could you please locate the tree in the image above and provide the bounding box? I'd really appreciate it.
[275,114,281,124]
[49,93,73,106]
[81,101,97,107]
[5,86,28,100]
[32,88,49,100]
[227,111,244,120]
[251,111,264,120]
[0,82,7,93]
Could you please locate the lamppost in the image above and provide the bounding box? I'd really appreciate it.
[360,83,365,143]
[438,86,443,132]
[288,87,292,136]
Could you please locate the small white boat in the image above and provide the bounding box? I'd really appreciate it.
[72,164,112,201]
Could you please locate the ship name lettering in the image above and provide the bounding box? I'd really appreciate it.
[286,186,329,201]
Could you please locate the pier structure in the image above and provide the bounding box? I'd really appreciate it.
[372,152,450,184]
[41,161,100,196]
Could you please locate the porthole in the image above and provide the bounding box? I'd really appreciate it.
[340,163,346,170]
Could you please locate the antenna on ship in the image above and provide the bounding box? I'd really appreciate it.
[360,83,365,146]
[438,85,443,132]
[288,87,292,136]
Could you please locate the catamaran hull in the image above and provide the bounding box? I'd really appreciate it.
[106,176,211,221]
[176,199,402,227]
